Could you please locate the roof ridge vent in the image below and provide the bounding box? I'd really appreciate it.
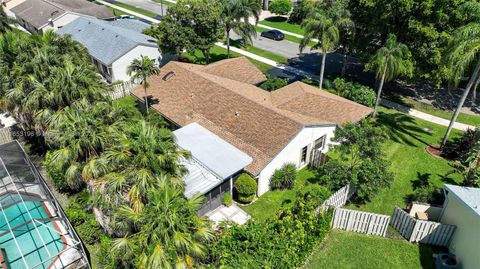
[163,71,175,81]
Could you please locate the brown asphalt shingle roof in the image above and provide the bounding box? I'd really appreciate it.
[11,0,113,29]
[133,57,372,175]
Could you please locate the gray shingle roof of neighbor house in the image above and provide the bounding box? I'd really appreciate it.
[445,184,480,217]
[56,16,157,65]
[10,0,113,29]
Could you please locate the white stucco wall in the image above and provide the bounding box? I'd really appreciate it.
[257,125,336,196]
[110,45,161,82]
[441,193,480,269]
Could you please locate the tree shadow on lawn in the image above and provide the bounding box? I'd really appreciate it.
[411,172,432,189]
[264,16,288,23]
[376,111,431,147]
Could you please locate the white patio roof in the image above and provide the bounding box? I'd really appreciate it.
[181,158,223,199]
[174,122,252,179]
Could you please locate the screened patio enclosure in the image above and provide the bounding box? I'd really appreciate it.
[0,141,89,269]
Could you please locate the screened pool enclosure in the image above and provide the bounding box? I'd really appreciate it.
[0,141,89,269]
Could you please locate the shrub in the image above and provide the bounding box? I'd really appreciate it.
[77,219,103,245]
[223,193,233,206]
[288,0,309,24]
[409,185,445,205]
[45,152,71,192]
[210,188,332,268]
[234,173,257,203]
[269,0,292,15]
[442,128,480,160]
[333,78,376,107]
[270,163,297,190]
[259,77,288,92]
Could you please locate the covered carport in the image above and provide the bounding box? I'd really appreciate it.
[174,123,252,216]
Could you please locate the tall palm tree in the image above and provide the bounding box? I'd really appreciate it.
[220,0,261,58]
[300,8,340,90]
[111,180,214,269]
[46,101,129,189]
[441,2,480,146]
[128,56,160,114]
[88,120,190,212]
[365,34,413,117]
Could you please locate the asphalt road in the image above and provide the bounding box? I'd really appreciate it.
[112,0,169,17]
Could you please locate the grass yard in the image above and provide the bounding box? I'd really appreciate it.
[181,46,273,73]
[259,16,305,36]
[346,107,463,215]
[397,96,480,127]
[242,168,321,222]
[304,230,440,269]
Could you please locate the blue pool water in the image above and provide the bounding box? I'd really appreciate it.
[0,194,64,269]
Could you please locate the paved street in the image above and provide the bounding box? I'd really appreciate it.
[230,31,307,59]
[110,0,169,16]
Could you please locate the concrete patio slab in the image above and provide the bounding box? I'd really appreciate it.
[205,204,251,226]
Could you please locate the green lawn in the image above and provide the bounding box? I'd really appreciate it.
[304,230,440,269]
[181,46,273,73]
[242,168,320,222]
[397,96,480,127]
[346,107,463,215]
[259,17,305,36]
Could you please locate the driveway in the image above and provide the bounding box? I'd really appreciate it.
[112,0,169,16]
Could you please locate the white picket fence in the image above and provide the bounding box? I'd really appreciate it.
[106,81,136,100]
[319,183,355,211]
[391,207,456,246]
[0,127,13,144]
[332,208,390,237]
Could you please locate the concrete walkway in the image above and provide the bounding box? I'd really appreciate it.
[205,204,250,226]
[381,99,475,131]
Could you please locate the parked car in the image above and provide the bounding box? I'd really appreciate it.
[260,30,285,41]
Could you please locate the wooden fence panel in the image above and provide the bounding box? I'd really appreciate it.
[107,81,136,100]
[391,206,416,239]
[320,183,355,211]
[333,208,390,237]
[391,206,456,246]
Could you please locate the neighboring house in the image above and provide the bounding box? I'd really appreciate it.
[4,0,113,33]
[57,16,161,83]
[174,122,252,215]
[440,184,480,269]
[132,57,372,196]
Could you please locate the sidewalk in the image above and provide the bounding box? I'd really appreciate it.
[381,99,474,131]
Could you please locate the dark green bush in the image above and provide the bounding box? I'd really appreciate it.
[288,0,308,24]
[234,173,257,203]
[442,128,480,160]
[97,235,117,269]
[333,78,376,107]
[270,163,297,190]
[77,219,103,245]
[210,187,332,268]
[259,77,288,92]
[45,152,71,192]
[268,0,292,15]
[409,185,445,205]
[223,193,233,206]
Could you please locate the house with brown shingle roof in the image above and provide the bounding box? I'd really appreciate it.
[132,57,373,197]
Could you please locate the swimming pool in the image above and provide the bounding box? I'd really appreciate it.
[0,193,65,269]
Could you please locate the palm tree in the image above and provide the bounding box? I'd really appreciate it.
[111,180,215,269]
[128,56,160,114]
[88,120,190,212]
[220,0,261,58]
[300,6,345,90]
[365,34,412,117]
[46,101,129,189]
[441,2,480,146]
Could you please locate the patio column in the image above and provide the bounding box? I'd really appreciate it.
[230,176,233,196]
